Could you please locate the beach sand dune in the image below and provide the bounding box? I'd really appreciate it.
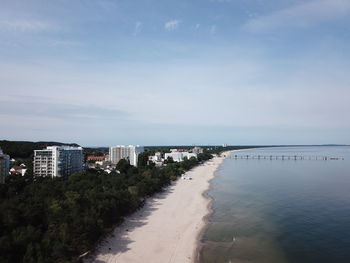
[85,154,227,263]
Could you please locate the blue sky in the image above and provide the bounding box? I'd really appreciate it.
[1,0,350,146]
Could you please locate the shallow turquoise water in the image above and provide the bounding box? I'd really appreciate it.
[200,146,350,263]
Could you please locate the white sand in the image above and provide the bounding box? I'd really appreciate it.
[86,153,230,263]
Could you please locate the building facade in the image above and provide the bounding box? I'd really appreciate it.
[164,151,197,162]
[192,146,204,154]
[109,145,144,166]
[34,146,83,178]
[0,148,10,183]
[148,152,162,162]
[148,152,164,166]
[87,156,106,162]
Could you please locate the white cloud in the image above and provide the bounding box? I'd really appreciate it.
[1,43,350,145]
[133,21,142,35]
[244,0,350,32]
[164,19,181,31]
[0,19,53,32]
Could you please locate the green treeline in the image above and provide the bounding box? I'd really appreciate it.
[0,152,212,263]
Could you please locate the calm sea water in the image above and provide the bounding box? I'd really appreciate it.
[200,146,350,263]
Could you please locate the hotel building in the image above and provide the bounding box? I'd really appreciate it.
[109,145,144,167]
[34,146,83,178]
[164,150,197,162]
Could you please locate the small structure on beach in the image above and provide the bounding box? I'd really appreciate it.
[181,174,192,180]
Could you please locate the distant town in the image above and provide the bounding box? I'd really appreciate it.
[0,142,229,183]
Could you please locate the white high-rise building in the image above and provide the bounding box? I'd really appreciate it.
[109,145,144,167]
[0,148,10,183]
[34,146,83,178]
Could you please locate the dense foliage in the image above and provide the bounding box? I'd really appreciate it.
[0,153,213,263]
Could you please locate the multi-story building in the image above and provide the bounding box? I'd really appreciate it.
[148,152,164,166]
[164,150,197,162]
[192,146,204,154]
[109,145,144,167]
[34,146,83,178]
[148,152,162,163]
[0,148,10,183]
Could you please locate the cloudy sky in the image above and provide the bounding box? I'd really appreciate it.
[1,0,350,146]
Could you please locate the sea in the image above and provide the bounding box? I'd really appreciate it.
[200,146,350,263]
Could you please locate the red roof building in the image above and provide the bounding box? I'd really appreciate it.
[87,156,105,161]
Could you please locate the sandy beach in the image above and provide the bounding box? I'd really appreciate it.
[85,153,230,263]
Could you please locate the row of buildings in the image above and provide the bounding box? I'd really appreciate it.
[148,147,204,166]
[164,149,198,162]
[1,145,145,182]
[1,144,204,181]
[33,145,145,178]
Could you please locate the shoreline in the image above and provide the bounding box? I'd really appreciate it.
[195,148,263,262]
[194,150,237,263]
[85,153,230,263]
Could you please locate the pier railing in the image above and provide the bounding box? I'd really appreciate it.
[230,155,344,161]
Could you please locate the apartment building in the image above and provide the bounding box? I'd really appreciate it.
[109,145,144,167]
[164,150,197,162]
[34,146,83,178]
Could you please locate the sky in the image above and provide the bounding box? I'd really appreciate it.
[1,0,350,146]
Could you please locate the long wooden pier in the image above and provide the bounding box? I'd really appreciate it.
[229,155,344,161]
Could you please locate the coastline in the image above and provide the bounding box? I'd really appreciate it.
[85,153,230,263]
[194,150,236,263]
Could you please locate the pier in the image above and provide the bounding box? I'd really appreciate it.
[230,155,344,161]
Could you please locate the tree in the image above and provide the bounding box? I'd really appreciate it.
[164,156,174,164]
[116,159,132,174]
[137,152,150,167]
